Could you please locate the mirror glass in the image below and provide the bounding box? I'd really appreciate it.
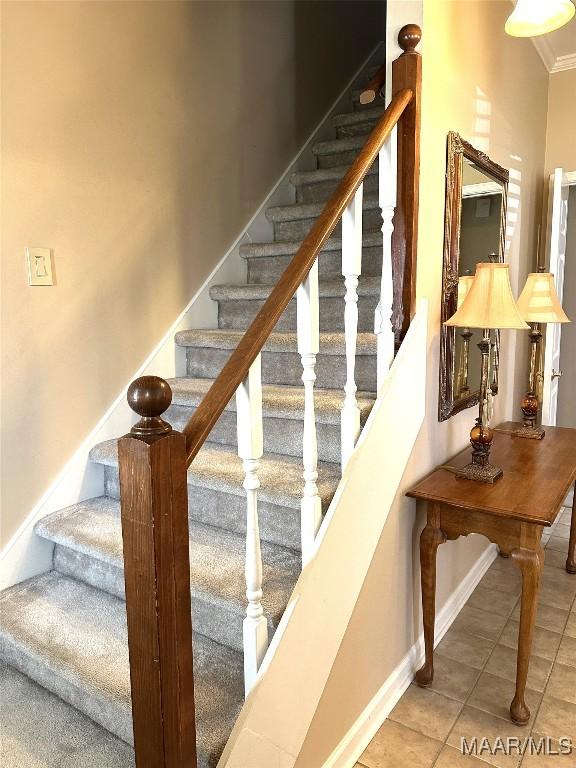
[439,133,509,421]
[454,160,505,402]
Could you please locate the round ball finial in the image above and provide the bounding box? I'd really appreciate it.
[127,375,172,436]
[398,23,421,54]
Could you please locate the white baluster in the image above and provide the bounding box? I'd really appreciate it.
[375,126,397,390]
[236,354,267,696]
[340,185,363,470]
[297,260,321,566]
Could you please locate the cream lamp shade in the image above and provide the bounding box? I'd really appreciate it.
[457,276,475,309]
[505,0,575,37]
[445,263,529,330]
[517,272,571,323]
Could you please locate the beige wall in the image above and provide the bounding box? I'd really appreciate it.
[0,0,384,545]
[296,3,548,764]
[545,69,576,173]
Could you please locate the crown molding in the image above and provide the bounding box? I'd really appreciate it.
[531,34,558,72]
[507,1,576,73]
[550,52,576,72]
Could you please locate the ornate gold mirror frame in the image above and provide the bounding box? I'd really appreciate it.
[439,132,509,421]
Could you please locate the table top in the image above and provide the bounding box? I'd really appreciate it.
[406,422,576,527]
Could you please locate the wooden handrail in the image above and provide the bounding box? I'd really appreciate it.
[182,88,413,466]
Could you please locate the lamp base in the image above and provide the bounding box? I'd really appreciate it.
[455,462,503,484]
[513,424,545,440]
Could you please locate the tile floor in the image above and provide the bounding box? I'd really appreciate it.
[355,503,576,768]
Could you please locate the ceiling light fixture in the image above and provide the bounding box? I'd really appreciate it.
[505,0,575,37]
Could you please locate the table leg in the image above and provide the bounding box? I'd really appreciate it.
[566,486,576,574]
[510,547,544,725]
[415,519,446,687]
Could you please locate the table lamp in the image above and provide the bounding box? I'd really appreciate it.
[514,272,570,439]
[455,276,474,397]
[445,263,529,483]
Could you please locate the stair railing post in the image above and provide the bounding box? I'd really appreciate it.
[236,355,268,695]
[341,185,363,470]
[375,127,397,390]
[392,23,422,340]
[118,375,197,768]
[297,259,322,565]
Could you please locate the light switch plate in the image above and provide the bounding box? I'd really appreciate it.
[26,247,54,286]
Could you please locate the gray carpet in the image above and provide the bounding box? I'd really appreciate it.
[0,62,383,766]
[0,573,243,768]
[1,662,134,768]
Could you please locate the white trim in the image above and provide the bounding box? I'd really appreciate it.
[551,52,576,73]
[0,41,386,590]
[507,0,576,72]
[566,170,576,185]
[462,181,503,198]
[530,37,576,73]
[322,543,498,768]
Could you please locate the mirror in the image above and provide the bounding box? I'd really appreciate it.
[439,132,509,421]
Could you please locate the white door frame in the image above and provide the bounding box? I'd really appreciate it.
[541,169,576,426]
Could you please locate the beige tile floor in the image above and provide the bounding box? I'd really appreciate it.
[355,503,576,768]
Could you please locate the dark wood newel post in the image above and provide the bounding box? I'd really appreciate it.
[118,375,197,768]
[392,23,422,340]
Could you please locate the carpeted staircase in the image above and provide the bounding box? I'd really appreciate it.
[0,66,386,768]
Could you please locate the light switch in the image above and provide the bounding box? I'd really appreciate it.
[26,247,54,286]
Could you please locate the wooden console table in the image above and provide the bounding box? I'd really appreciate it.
[406,422,576,725]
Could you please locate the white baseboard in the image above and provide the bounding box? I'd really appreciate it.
[323,543,498,768]
[1,41,385,591]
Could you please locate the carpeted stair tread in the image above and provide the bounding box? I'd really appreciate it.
[266,193,379,222]
[166,377,375,423]
[89,441,341,510]
[1,661,135,768]
[289,164,377,190]
[210,276,381,302]
[331,105,386,128]
[175,328,377,355]
[239,230,381,261]
[0,572,243,767]
[312,133,368,157]
[35,499,300,631]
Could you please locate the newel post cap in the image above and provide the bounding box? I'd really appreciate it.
[127,375,173,436]
[398,23,422,54]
